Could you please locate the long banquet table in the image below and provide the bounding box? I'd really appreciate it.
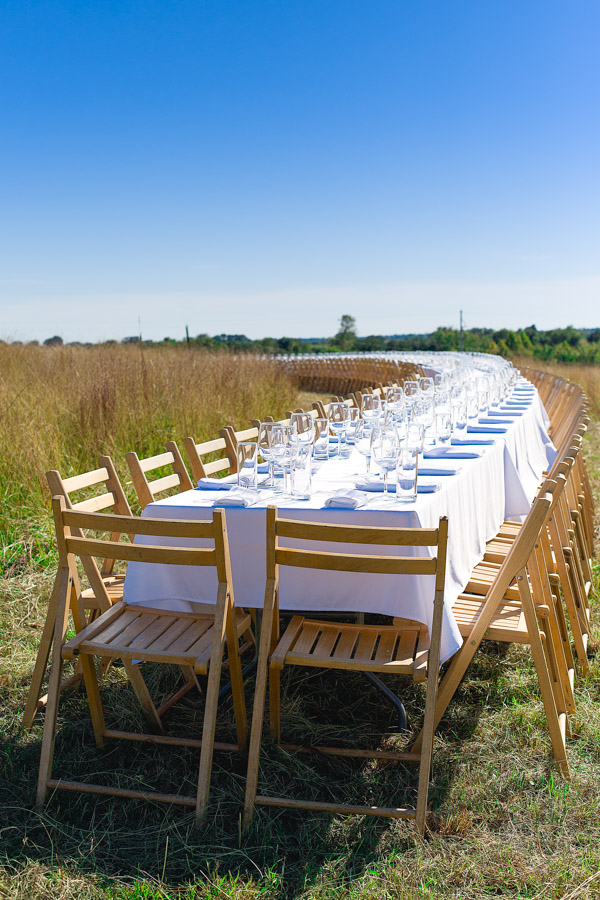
[123,380,557,665]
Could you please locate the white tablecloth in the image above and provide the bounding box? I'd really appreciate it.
[123,381,556,664]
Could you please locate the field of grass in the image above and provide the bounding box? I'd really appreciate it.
[1,348,599,899]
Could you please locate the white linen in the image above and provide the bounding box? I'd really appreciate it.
[123,380,556,665]
[324,489,368,509]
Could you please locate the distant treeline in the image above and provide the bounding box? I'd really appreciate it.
[20,323,600,363]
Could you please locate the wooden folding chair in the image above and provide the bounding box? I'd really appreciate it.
[183,433,236,483]
[22,457,150,729]
[36,498,250,823]
[243,508,449,835]
[126,442,193,509]
[410,481,571,777]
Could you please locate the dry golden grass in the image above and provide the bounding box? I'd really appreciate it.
[0,343,296,573]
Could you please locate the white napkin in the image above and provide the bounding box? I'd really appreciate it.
[324,489,367,509]
[197,474,238,490]
[468,425,507,434]
[214,488,261,507]
[424,448,481,459]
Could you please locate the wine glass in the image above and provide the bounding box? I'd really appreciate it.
[361,394,381,421]
[328,403,350,456]
[419,377,434,399]
[355,418,376,475]
[290,412,315,446]
[257,421,276,488]
[371,426,399,501]
[269,424,294,494]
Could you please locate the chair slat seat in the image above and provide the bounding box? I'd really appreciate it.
[453,594,528,642]
[63,601,251,674]
[278,617,426,675]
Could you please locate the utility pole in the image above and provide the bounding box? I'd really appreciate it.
[185,324,190,345]
[459,310,464,352]
[138,316,142,342]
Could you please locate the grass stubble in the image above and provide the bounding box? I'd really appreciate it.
[1,348,600,899]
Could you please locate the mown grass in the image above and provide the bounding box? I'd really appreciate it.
[1,353,600,899]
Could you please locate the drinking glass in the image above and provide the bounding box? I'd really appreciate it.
[237,442,258,490]
[403,380,419,415]
[355,418,376,475]
[371,426,399,500]
[452,402,468,438]
[313,417,330,461]
[257,421,276,488]
[385,386,404,409]
[290,412,315,446]
[290,444,312,500]
[435,412,452,446]
[269,424,294,493]
[329,403,350,457]
[406,422,425,455]
[434,373,449,392]
[361,394,381,421]
[345,407,360,446]
[396,446,418,503]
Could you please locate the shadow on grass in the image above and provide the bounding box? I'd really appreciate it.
[0,635,550,899]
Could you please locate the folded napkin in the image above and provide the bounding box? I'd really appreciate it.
[505,400,531,406]
[214,488,261,507]
[468,425,507,434]
[493,409,524,416]
[417,465,460,476]
[478,417,515,425]
[356,480,440,494]
[424,448,481,460]
[451,436,495,446]
[324,489,367,509]
[197,474,238,490]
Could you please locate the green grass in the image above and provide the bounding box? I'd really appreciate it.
[1,360,600,899]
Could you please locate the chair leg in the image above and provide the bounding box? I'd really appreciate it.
[123,661,165,734]
[243,593,277,829]
[195,595,229,823]
[36,569,71,807]
[23,574,61,731]
[225,598,248,753]
[269,666,281,742]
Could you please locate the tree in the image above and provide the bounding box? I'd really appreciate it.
[334,314,357,351]
[43,335,63,347]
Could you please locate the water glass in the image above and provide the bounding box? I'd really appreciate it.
[313,418,330,461]
[345,407,360,445]
[237,442,258,490]
[406,422,425,454]
[396,446,418,502]
[435,413,452,446]
[290,444,312,500]
[452,403,467,438]
[419,376,434,399]
[270,424,294,493]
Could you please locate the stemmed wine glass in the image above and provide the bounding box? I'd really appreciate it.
[269,424,294,494]
[361,394,381,421]
[257,421,276,489]
[328,403,350,456]
[371,426,399,501]
[290,412,315,446]
[355,418,376,475]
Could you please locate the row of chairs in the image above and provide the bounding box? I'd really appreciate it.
[275,356,424,395]
[27,365,594,834]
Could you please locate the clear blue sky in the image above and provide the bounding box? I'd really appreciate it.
[1,0,598,342]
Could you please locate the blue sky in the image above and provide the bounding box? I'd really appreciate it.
[1,0,599,342]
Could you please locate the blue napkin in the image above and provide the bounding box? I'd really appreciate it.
[478,417,515,425]
[424,448,481,459]
[468,425,507,434]
[452,437,495,446]
[357,480,440,494]
[417,466,460,476]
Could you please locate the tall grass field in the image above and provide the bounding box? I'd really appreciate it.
[1,344,599,900]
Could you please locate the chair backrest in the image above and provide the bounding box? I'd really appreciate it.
[46,456,132,579]
[267,506,448,591]
[220,425,259,470]
[126,442,193,509]
[183,433,235,482]
[51,496,233,627]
